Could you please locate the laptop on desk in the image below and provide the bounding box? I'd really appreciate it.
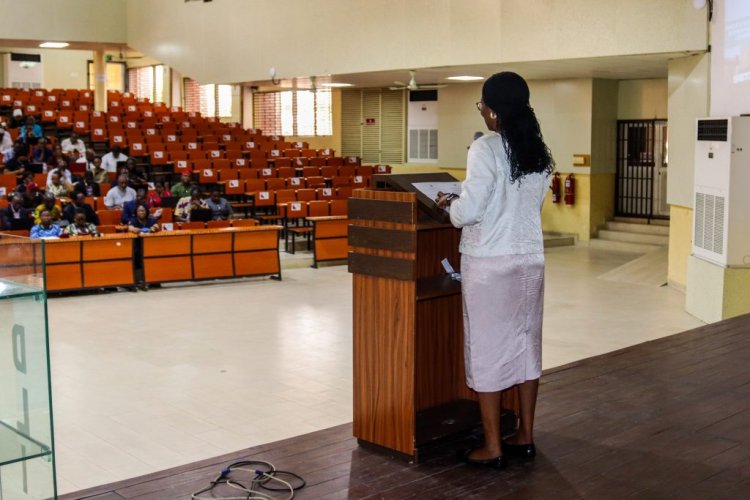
[190,208,213,222]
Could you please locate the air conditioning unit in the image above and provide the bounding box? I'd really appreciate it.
[692,116,750,266]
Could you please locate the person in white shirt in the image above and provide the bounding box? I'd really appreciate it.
[46,164,73,187]
[101,146,128,173]
[104,175,137,209]
[77,149,96,169]
[0,126,13,156]
[60,132,87,159]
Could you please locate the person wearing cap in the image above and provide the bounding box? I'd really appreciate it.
[101,145,128,173]
[9,108,25,129]
[436,72,554,470]
[170,170,194,199]
[60,132,87,159]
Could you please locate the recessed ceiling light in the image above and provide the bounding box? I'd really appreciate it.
[446,75,484,81]
[321,82,354,88]
[39,42,69,49]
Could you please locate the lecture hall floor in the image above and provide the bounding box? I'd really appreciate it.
[50,245,705,495]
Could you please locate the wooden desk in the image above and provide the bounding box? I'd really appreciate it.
[307,216,348,267]
[43,234,136,291]
[141,226,282,284]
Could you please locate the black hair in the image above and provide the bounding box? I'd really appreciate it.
[482,72,555,183]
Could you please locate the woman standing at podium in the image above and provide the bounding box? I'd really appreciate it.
[437,72,554,469]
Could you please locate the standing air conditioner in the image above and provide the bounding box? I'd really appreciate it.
[692,117,750,266]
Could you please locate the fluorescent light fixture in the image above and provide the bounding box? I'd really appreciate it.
[446,75,484,81]
[321,82,354,88]
[39,42,69,49]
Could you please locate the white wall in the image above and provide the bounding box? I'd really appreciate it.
[126,0,708,85]
[666,54,710,208]
[617,79,668,120]
[0,0,126,44]
[1,48,91,89]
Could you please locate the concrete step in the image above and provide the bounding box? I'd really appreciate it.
[543,232,576,248]
[589,238,663,254]
[598,229,669,246]
[613,216,670,227]
[605,221,670,236]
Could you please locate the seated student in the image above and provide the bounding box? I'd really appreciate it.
[30,209,62,238]
[170,170,194,199]
[101,145,128,173]
[63,192,99,225]
[90,156,109,185]
[121,188,161,223]
[19,117,43,145]
[110,166,139,190]
[2,143,30,176]
[147,181,171,208]
[18,172,42,209]
[49,145,68,171]
[60,132,86,159]
[32,138,54,165]
[46,171,73,199]
[124,157,148,188]
[78,148,96,169]
[175,188,208,222]
[9,108,25,129]
[46,160,73,187]
[0,126,13,156]
[65,208,99,236]
[206,187,233,220]
[104,174,137,209]
[74,170,101,197]
[2,193,32,229]
[128,204,160,234]
[34,193,63,225]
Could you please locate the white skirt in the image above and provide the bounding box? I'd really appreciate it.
[461,252,544,392]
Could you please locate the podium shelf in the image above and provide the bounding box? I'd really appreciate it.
[416,274,461,301]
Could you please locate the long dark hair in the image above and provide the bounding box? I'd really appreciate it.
[482,72,554,183]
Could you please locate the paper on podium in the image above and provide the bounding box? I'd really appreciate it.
[412,181,462,211]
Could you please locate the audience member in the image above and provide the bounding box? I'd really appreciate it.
[30,209,62,238]
[101,145,128,173]
[121,188,159,224]
[124,157,148,187]
[46,171,73,198]
[65,208,99,236]
[128,204,159,233]
[78,148,96,169]
[206,188,233,220]
[60,132,86,159]
[0,126,13,156]
[104,174,136,209]
[19,117,43,144]
[2,143,29,176]
[90,156,108,184]
[2,193,32,229]
[32,137,54,165]
[49,145,67,170]
[74,170,101,197]
[63,192,99,225]
[147,181,171,208]
[175,188,207,222]
[9,109,25,129]
[19,172,42,209]
[46,160,73,187]
[170,171,193,199]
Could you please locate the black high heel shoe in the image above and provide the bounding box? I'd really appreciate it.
[460,449,508,470]
[501,442,536,461]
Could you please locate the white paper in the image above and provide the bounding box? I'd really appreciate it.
[412,181,462,210]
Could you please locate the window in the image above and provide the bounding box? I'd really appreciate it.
[184,78,234,118]
[253,90,332,136]
[87,61,126,92]
[126,65,167,103]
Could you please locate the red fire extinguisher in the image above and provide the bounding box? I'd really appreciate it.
[564,173,575,205]
[551,172,562,203]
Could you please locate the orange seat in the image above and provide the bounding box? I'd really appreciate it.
[207,220,231,229]
[232,218,258,227]
[307,200,330,217]
[97,210,122,225]
[330,199,348,216]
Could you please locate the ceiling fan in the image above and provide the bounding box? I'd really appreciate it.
[389,70,446,91]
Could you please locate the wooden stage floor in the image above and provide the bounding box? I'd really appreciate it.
[63,313,750,499]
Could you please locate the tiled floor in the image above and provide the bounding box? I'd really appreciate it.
[48,245,703,494]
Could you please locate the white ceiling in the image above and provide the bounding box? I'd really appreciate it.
[248,51,702,90]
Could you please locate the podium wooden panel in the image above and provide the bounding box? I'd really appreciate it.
[350,179,519,462]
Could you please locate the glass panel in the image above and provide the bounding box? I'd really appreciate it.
[280,91,294,136]
[154,65,165,104]
[296,90,315,136]
[217,85,233,118]
[0,234,56,499]
[315,90,333,136]
[200,84,215,117]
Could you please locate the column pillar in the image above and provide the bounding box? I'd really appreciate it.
[93,50,106,112]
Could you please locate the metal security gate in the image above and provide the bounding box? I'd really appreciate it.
[615,119,669,220]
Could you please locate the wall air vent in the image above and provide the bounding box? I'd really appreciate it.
[697,119,728,141]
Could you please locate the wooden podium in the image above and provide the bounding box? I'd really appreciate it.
[349,173,519,462]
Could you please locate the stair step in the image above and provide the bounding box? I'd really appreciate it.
[605,221,670,236]
[613,216,670,227]
[543,232,575,248]
[597,229,669,246]
[589,239,663,254]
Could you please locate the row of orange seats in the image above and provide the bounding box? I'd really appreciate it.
[205,165,380,181]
